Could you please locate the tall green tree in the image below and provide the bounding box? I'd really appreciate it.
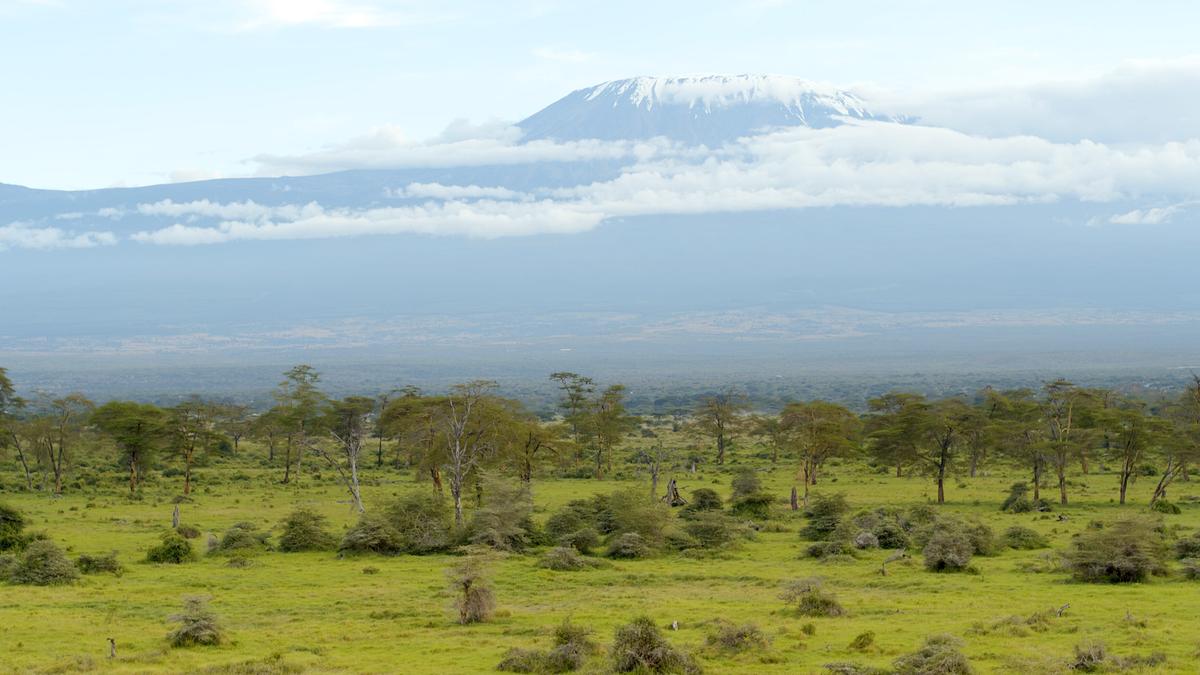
[0,367,33,489]
[29,393,93,495]
[549,372,595,444]
[691,388,749,465]
[866,392,925,478]
[583,384,637,479]
[91,401,167,493]
[274,365,326,484]
[779,400,859,505]
[1100,400,1170,505]
[987,388,1047,500]
[1041,380,1096,505]
[165,397,222,495]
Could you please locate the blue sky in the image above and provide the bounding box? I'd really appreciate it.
[4,0,1200,189]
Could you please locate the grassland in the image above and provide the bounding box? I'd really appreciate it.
[1,443,1197,674]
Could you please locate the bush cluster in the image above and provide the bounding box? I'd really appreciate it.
[892,634,973,674]
[167,596,225,647]
[780,578,845,617]
[76,551,123,575]
[1065,518,1169,583]
[340,492,453,556]
[497,619,598,673]
[146,532,197,564]
[8,540,78,585]
[610,616,702,674]
[210,522,271,554]
[277,508,337,552]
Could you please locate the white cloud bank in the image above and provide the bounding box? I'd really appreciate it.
[0,222,116,251]
[130,120,1200,245]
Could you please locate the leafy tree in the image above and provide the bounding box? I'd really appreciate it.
[273,365,326,484]
[691,388,749,465]
[1041,380,1097,505]
[32,394,93,495]
[91,401,167,493]
[318,395,375,512]
[0,368,33,490]
[865,392,925,477]
[779,400,860,506]
[164,397,222,495]
[988,388,1048,500]
[1100,400,1170,505]
[1152,375,1200,504]
[437,380,506,526]
[549,372,595,444]
[581,384,636,479]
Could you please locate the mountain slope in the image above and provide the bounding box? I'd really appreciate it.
[518,74,899,145]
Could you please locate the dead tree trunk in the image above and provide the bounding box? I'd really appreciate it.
[661,478,686,506]
[790,486,799,511]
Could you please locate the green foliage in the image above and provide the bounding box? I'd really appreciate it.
[146,531,197,564]
[76,551,123,575]
[1151,499,1182,514]
[497,618,597,673]
[167,596,225,647]
[892,634,973,675]
[538,547,606,571]
[468,478,534,552]
[340,493,453,555]
[681,512,740,550]
[277,508,337,552]
[1002,526,1049,550]
[1179,557,1200,580]
[780,578,845,617]
[603,489,671,548]
[211,522,270,555]
[339,512,403,555]
[610,616,702,674]
[0,502,26,551]
[728,492,773,520]
[1066,518,1169,583]
[801,493,850,540]
[730,469,762,499]
[175,524,202,539]
[679,488,723,518]
[556,527,600,555]
[8,540,78,585]
[848,631,875,651]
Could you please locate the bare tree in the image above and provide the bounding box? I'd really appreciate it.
[439,381,502,527]
[316,396,374,513]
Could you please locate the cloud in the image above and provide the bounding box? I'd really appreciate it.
[131,120,1200,245]
[532,47,596,63]
[0,222,117,251]
[1108,203,1190,225]
[168,169,224,183]
[886,58,1200,144]
[236,0,448,30]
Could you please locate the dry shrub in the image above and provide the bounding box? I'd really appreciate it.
[497,618,597,673]
[848,631,875,651]
[607,532,652,559]
[449,553,495,624]
[892,634,973,675]
[167,596,225,647]
[923,527,974,572]
[705,621,769,653]
[780,578,845,617]
[610,616,701,674]
[538,546,606,571]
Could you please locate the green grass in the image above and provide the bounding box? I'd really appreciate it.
[1,450,1197,674]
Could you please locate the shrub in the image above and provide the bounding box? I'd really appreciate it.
[607,532,652,559]
[8,540,78,585]
[1151,500,1181,514]
[1065,518,1169,583]
[167,596,225,647]
[146,532,197,564]
[384,492,453,554]
[1174,532,1200,559]
[680,488,723,518]
[211,522,270,554]
[923,528,974,572]
[682,513,739,550]
[1001,483,1049,514]
[610,616,702,674]
[806,540,853,560]
[892,634,973,675]
[780,578,845,617]
[1070,641,1106,672]
[0,502,27,551]
[852,531,879,550]
[496,648,545,673]
[557,527,600,554]
[801,494,850,541]
[1002,526,1048,550]
[468,478,534,552]
[963,521,998,556]
[497,619,597,673]
[848,631,876,651]
[339,512,404,555]
[449,553,495,624]
[0,553,14,581]
[174,524,201,539]
[730,469,762,499]
[277,508,337,552]
[539,547,605,571]
[706,621,769,653]
[728,493,773,520]
[545,499,602,540]
[1180,558,1200,580]
[604,489,671,547]
[76,552,123,575]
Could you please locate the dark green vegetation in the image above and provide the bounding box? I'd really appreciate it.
[2,364,1200,672]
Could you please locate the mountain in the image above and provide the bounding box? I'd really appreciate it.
[518,74,899,145]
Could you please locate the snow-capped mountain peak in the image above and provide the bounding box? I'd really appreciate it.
[518,74,897,145]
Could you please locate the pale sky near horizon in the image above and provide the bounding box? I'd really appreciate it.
[3,0,1200,189]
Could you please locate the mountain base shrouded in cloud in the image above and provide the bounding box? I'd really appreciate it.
[3,73,1200,395]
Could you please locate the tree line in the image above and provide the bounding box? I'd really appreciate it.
[2,366,1199,513]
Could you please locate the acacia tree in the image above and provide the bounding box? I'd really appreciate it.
[549,372,595,444]
[91,401,166,493]
[917,398,976,504]
[691,388,749,465]
[381,391,446,491]
[1041,380,1095,505]
[1101,400,1169,505]
[165,397,221,495]
[1154,377,1200,504]
[751,414,789,464]
[438,381,503,527]
[372,388,403,468]
[317,396,374,513]
[582,384,636,479]
[866,392,925,478]
[988,388,1047,499]
[779,400,859,506]
[0,368,33,489]
[29,393,93,495]
[274,365,325,484]
[214,403,252,452]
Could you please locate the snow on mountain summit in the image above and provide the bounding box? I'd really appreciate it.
[518,74,899,145]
